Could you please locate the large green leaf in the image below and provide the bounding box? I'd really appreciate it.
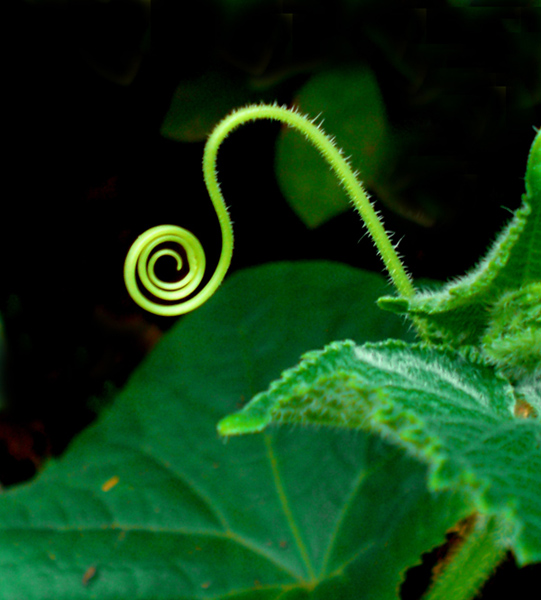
[379,127,541,355]
[0,262,466,599]
[220,339,541,565]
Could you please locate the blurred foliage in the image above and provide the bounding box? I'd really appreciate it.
[160,69,277,142]
[275,65,393,228]
[157,0,541,235]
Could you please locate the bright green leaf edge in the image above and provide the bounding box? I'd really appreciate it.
[219,339,541,566]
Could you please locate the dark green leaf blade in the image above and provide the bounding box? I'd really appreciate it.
[0,262,465,599]
[220,339,541,565]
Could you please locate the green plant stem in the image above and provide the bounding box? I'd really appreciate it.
[126,103,415,315]
[203,104,416,299]
[421,515,509,600]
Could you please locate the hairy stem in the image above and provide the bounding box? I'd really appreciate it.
[422,515,509,600]
[204,104,415,299]
[125,103,415,315]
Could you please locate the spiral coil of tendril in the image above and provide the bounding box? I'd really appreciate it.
[124,103,414,317]
[124,225,207,317]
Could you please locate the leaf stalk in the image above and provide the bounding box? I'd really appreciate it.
[421,515,509,600]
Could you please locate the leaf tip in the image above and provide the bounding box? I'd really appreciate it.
[377,296,410,313]
[217,410,270,437]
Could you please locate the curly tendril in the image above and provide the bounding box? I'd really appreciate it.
[124,225,209,316]
[124,103,414,315]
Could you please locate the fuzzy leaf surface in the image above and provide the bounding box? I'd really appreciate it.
[220,339,541,565]
[0,262,466,600]
[378,127,541,351]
